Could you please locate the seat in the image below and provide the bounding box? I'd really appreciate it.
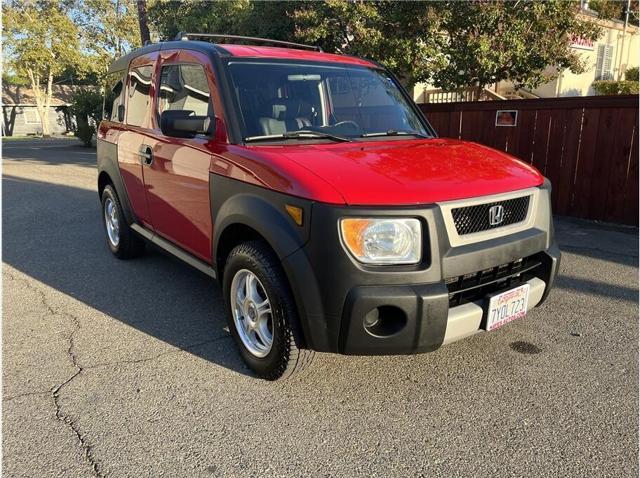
[259,99,313,136]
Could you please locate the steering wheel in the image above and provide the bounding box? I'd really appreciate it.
[333,120,360,129]
[331,120,361,134]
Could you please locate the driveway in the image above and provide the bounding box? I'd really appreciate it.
[3,138,638,477]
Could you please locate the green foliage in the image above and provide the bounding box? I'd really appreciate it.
[625,66,639,81]
[589,0,627,21]
[432,1,602,90]
[3,1,86,135]
[592,80,640,95]
[3,1,86,82]
[293,1,441,86]
[149,0,294,41]
[589,0,639,22]
[2,71,29,86]
[74,121,96,147]
[70,0,141,79]
[150,1,602,91]
[69,88,103,146]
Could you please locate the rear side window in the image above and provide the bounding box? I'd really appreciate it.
[126,65,154,127]
[103,70,125,122]
[158,64,212,117]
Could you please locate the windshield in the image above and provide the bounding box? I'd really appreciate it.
[225,60,432,142]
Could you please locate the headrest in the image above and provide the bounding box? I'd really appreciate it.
[267,99,313,120]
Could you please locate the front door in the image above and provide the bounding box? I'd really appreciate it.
[118,55,157,228]
[142,50,215,262]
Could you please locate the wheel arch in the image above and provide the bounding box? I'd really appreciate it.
[97,138,135,225]
[98,171,113,197]
[211,174,316,348]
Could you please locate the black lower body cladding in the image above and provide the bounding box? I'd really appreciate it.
[281,184,560,355]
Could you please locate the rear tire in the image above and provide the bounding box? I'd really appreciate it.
[101,184,145,259]
[223,241,314,380]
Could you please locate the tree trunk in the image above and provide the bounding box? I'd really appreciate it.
[43,71,53,136]
[27,69,51,136]
[137,0,151,45]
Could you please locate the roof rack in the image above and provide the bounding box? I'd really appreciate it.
[174,32,323,52]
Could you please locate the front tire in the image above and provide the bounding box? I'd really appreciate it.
[223,241,314,380]
[101,185,145,259]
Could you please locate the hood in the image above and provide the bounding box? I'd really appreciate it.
[246,138,544,206]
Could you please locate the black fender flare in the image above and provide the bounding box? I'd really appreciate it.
[212,193,308,263]
[210,174,323,348]
[210,174,313,264]
[97,138,136,225]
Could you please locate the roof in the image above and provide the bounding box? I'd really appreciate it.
[2,84,86,107]
[108,40,377,74]
[218,44,376,67]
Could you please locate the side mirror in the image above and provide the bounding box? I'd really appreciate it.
[160,110,213,139]
[117,104,125,122]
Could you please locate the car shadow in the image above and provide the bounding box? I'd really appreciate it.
[2,174,250,377]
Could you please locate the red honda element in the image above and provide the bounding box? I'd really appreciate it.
[97,33,560,380]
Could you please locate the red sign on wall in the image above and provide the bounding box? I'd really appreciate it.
[570,35,595,50]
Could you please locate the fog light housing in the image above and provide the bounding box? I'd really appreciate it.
[363,306,407,337]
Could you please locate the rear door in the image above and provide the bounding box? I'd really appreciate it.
[142,50,215,262]
[117,53,158,228]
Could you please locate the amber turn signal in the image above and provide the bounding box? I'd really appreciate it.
[285,205,304,226]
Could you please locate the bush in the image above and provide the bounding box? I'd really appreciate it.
[592,80,639,96]
[69,89,103,147]
[74,122,95,147]
[625,66,639,82]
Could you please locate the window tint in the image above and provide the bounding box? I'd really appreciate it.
[103,70,125,121]
[158,64,212,117]
[126,65,153,127]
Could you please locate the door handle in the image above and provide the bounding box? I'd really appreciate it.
[137,145,153,165]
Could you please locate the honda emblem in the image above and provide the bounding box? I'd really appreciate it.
[488,205,504,226]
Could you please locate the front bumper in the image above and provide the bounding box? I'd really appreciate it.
[337,244,559,354]
[281,182,560,355]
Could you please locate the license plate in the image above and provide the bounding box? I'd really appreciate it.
[485,284,530,331]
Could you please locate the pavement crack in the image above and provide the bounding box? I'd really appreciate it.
[5,272,105,477]
[51,310,105,478]
[3,390,51,402]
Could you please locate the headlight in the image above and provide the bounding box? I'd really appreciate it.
[340,218,422,265]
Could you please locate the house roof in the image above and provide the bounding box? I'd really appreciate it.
[2,84,84,107]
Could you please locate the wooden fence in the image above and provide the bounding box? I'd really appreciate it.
[418,95,638,226]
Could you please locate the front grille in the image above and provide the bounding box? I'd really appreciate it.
[445,254,542,307]
[452,196,530,235]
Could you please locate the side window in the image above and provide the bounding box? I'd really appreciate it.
[158,64,212,117]
[126,65,153,127]
[103,70,125,122]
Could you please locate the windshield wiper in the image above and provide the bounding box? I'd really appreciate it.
[361,130,430,138]
[245,130,351,143]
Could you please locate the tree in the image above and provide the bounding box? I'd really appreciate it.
[589,0,639,22]
[69,88,103,146]
[293,1,442,87]
[431,1,602,91]
[71,0,141,79]
[3,1,84,136]
[149,0,292,41]
[149,1,602,92]
[150,0,441,87]
[136,0,151,45]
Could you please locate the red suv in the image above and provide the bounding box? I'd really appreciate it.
[97,33,560,380]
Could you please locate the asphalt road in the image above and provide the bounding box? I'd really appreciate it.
[3,138,638,478]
